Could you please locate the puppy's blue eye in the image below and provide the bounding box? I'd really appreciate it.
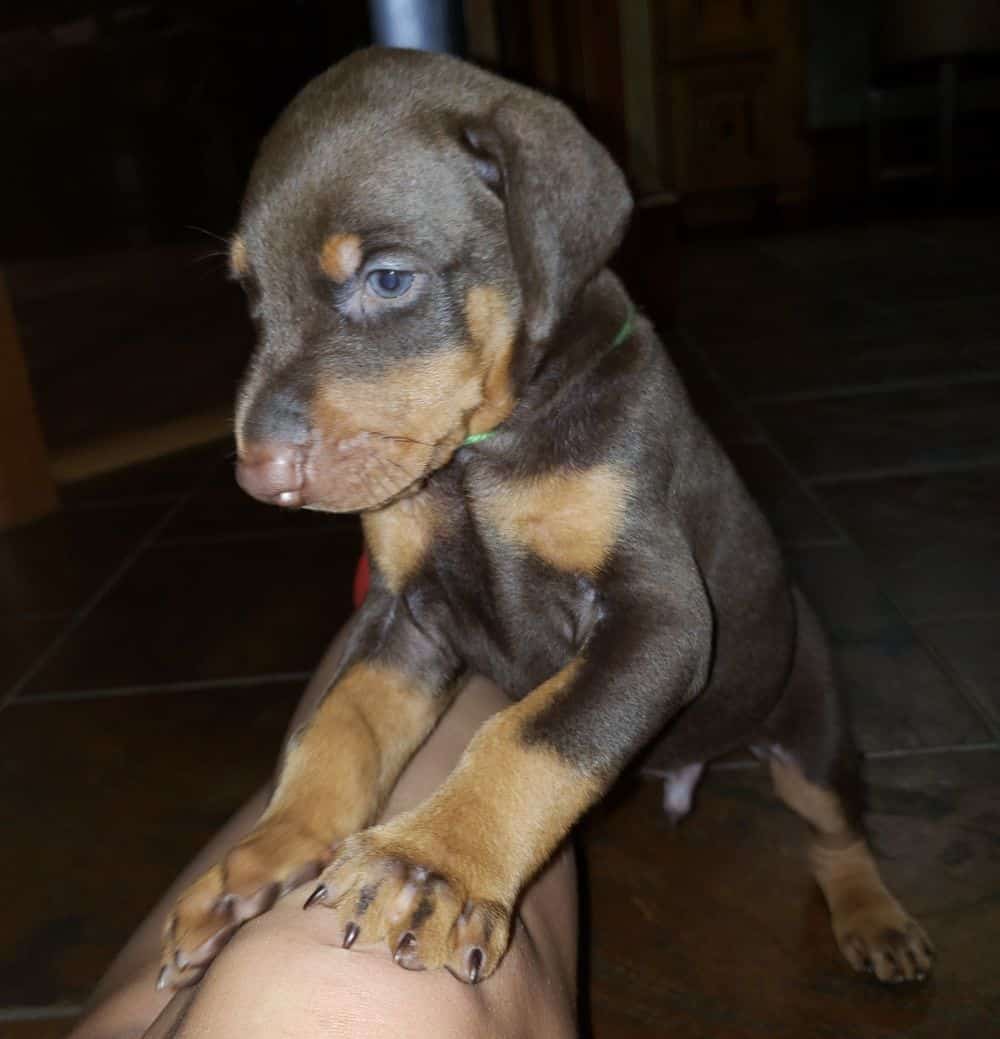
[367,269,414,298]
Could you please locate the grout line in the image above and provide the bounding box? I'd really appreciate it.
[908,632,1000,742]
[806,457,1000,487]
[748,368,1000,405]
[17,672,313,704]
[0,1004,82,1022]
[862,741,999,761]
[781,536,847,550]
[60,493,184,512]
[643,741,1000,779]
[1,465,219,711]
[909,608,1000,625]
[155,525,360,549]
[675,325,1000,741]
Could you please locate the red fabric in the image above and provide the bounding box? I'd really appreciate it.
[353,551,371,608]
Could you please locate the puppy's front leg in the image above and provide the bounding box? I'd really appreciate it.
[159,592,462,989]
[305,590,711,983]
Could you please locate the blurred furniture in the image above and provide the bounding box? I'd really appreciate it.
[867,0,1000,195]
[644,0,811,223]
[0,272,58,529]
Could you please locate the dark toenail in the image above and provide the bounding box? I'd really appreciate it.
[303,884,328,909]
[343,922,359,949]
[468,947,484,984]
[394,932,415,963]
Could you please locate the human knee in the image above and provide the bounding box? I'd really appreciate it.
[181,900,500,1039]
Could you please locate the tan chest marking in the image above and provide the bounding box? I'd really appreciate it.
[363,491,439,594]
[480,465,630,574]
[320,233,363,282]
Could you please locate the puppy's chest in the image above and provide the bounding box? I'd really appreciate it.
[363,463,626,684]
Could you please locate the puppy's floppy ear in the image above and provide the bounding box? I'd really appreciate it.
[464,91,633,344]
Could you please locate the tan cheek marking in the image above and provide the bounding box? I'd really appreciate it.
[386,660,599,901]
[362,491,438,594]
[479,465,630,574]
[313,349,483,453]
[229,236,248,278]
[465,285,517,436]
[264,662,444,839]
[320,233,363,282]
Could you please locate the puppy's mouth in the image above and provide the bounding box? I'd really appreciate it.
[236,426,462,513]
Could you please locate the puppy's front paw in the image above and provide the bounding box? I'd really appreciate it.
[159,818,333,989]
[834,896,934,984]
[304,827,511,983]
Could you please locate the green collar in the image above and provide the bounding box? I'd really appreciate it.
[461,303,637,448]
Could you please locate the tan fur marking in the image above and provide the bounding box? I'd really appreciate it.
[770,757,850,840]
[480,465,629,574]
[362,490,438,594]
[229,236,248,278]
[465,285,517,435]
[263,662,444,839]
[379,660,598,902]
[770,757,931,980]
[320,232,363,282]
[310,349,483,510]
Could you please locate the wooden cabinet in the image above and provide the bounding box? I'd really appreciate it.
[636,0,812,221]
[476,0,812,223]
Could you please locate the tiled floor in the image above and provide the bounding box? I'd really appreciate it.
[3,214,999,1037]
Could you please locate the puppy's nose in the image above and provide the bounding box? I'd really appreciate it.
[236,442,305,507]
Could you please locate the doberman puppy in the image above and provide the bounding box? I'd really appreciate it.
[159,47,933,989]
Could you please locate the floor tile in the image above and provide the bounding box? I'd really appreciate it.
[0,683,303,1005]
[586,751,1000,1038]
[59,440,231,507]
[760,224,1000,306]
[917,616,1000,737]
[690,320,1000,401]
[755,381,1000,483]
[725,442,841,546]
[788,545,990,751]
[0,505,165,616]
[0,616,69,700]
[817,469,1000,621]
[158,474,356,543]
[10,246,250,451]
[2,1020,79,1039]
[20,533,360,696]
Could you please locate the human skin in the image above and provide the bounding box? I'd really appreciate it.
[68,629,579,1039]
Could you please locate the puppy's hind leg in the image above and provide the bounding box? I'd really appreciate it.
[758,590,933,984]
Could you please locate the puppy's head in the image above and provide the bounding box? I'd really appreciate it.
[233,47,631,512]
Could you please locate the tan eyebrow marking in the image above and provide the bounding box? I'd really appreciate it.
[320,233,363,283]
